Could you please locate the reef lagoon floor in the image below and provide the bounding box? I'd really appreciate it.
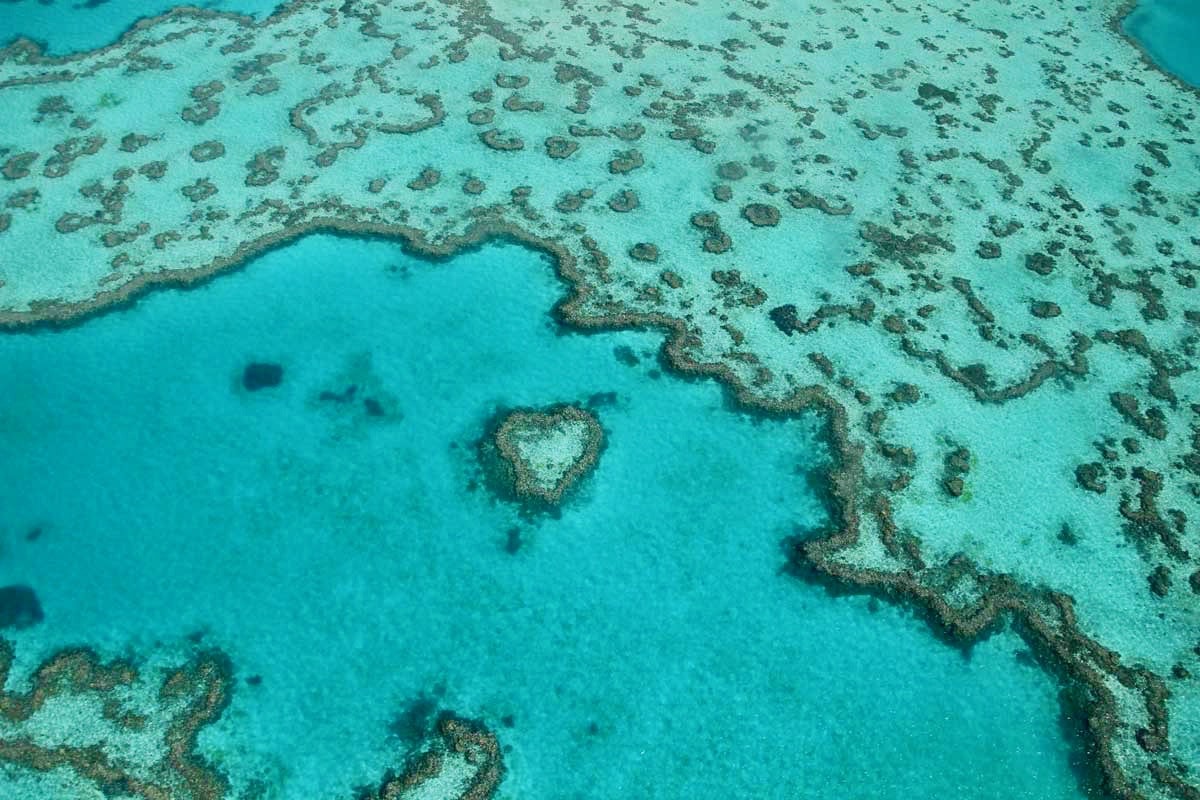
[0,0,1199,799]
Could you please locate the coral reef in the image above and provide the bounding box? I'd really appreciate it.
[482,404,603,507]
[0,641,232,800]
[358,713,503,800]
[0,642,503,800]
[0,0,1197,796]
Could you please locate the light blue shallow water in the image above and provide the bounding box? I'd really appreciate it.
[0,233,1091,799]
[0,0,282,56]
[1123,0,1200,86]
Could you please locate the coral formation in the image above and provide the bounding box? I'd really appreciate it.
[0,641,232,800]
[483,404,603,507]
[358,713,503,800]
[0,641,502,800]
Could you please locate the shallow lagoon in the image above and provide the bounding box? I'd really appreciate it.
[0,234,1093,799]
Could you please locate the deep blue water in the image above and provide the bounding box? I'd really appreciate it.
[1122,0,1200,86]
[0,234,1091,798]
[0,0,281,56]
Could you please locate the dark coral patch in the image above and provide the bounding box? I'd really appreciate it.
[0,585,43,630]
[407,167,441,191]
[189,141,226,163]
[1025,251,1055,275]
[608,149,644,174]
[1031,301,1062,318]
[544,137,578,159]
[742,203,780,227]
[629,242,659,262]
[717,161,747,180]
[976,241,1001,259]
[479,130,524,151]
[181,179,218,203]
[703,232,732,253]
[242,362,283,391]
[608,189,639,213]
[769,304,799,335]
[917,81,959,104]
[467,109,495,125]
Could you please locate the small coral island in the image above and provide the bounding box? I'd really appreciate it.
[484,404,603,508]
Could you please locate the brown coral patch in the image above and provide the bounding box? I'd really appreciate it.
[742,202,780,227]
[189,141,226,163]
[608,149,644,174]
[544,136,578,159]
[1,152,38,181]
[377,94,445,135]
[479,130,524,151]
[407,167,441,191]
[629,242,659,262]
[607,189,639,213]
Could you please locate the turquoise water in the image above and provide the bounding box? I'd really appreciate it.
[0,234,1090,798]
[1123,0,1200,86]
[0,0,281,55]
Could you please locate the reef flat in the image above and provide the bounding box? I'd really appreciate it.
[0,0,1198,798]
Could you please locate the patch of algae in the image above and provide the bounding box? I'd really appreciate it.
[0,0,1198,797]
[0,641,502,800]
